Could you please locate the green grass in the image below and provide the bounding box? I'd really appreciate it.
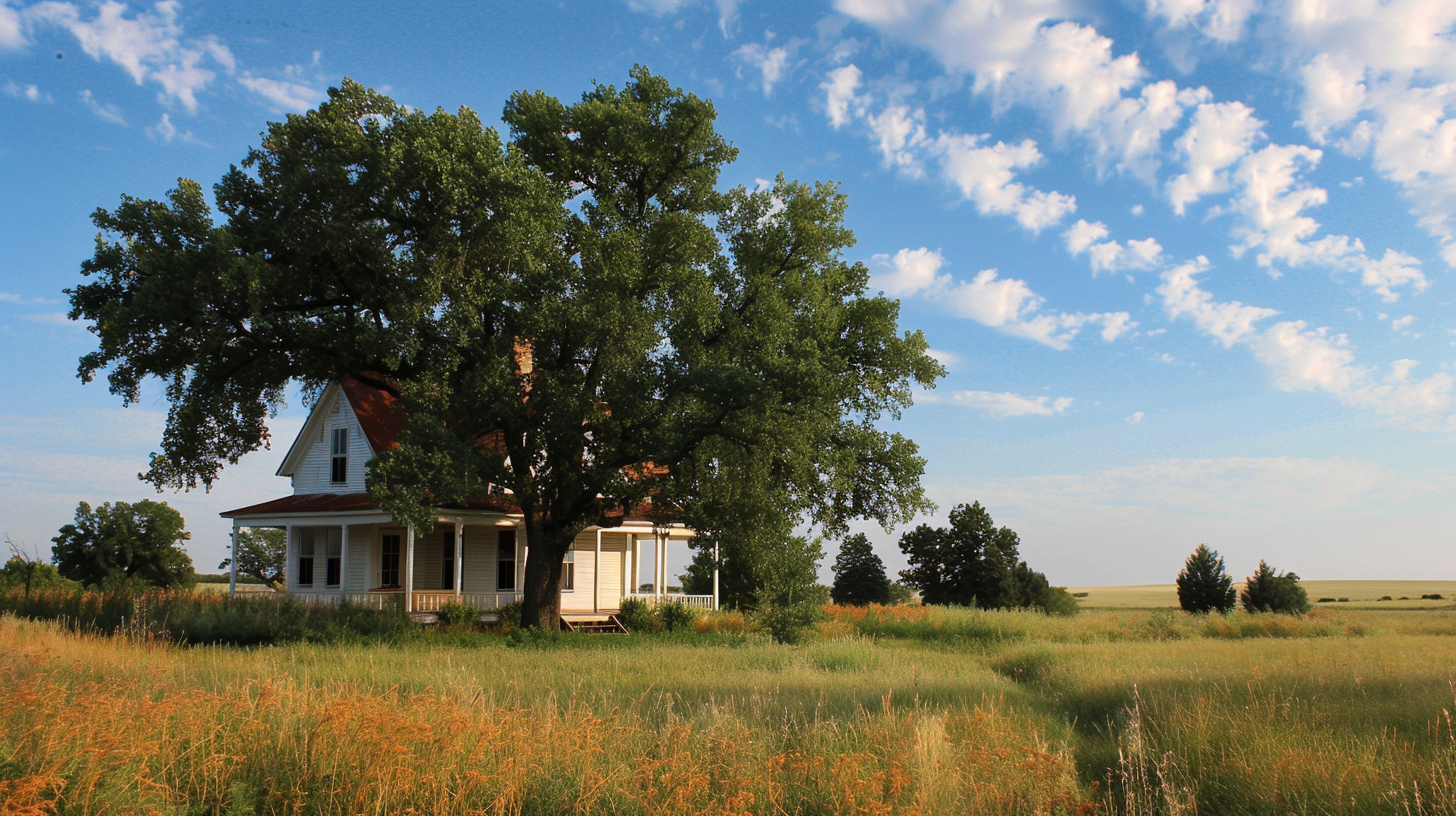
[7,597,1456,814]
[1070,579,1456,609]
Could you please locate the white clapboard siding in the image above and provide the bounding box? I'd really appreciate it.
[597,551,623,611]
[460,525,494,594]
[291,389,374,495]
[411,527,445,591]
[345,525,371,592]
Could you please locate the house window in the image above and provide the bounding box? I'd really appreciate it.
[442,530,455,591]
[562,550,574,591]
[297,529,315,587]
[325,528,342,587]
[331,428,348,483]
[497,529,516,592]
[381,533,401,588]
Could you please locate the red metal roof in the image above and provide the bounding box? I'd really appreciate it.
[338,373,407,454]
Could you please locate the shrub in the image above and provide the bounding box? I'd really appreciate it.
[437,602,481,629]
[493,601,523,632]
[617,598,656,633]
[1240,561,1311,615]
[659,601,697,632]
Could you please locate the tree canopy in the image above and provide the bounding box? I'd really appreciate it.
[898,501,1074,614]
[52,500,195,589]
[219,527,286,587]
[68,69,942,628]
[1176,544,1236,614]
[1241,561,1310,615]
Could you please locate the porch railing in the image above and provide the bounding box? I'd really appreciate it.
[410,591,523,612]
[623,592,716,610]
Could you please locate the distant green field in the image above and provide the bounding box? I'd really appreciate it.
[1069,580,1456,609]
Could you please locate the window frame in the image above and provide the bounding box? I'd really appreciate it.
[297,528,315,587]
[496,529,516,592]
[325,528,342,587]
[561,549,575,592]
[330,427,349,484]
[442,529,455,591]
[380,533,401,589]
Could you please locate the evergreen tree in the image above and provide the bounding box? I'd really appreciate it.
[831,533,890,605]
[1241,561,1310,615]
[1176,544,1236,613]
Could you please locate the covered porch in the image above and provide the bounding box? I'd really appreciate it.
[222,499,717,614]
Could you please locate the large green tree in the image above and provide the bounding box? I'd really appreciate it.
[68,69,941,629]
[52,500,195,589]
[218,527,286,587]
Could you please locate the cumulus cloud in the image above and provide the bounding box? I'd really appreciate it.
[822,64,864,129]
[144,111,203,145]
[1063,219,1165,275]
[933,133,1076,231]
[947,390,1074,417]
[25,0,234,112]
[1144,0,1260,42]
[733,38,794,97]
[0,1,26,49]
[1159,257,1453,424]
[871,249,1134,349]
[1225,143,1428,300]
[1125,411,1145,424]
[1167,100,1263,214]
[2,80,46,101]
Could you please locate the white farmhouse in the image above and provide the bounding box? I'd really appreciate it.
[221,375,713,622]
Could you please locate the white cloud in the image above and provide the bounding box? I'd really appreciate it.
[1125,411,1145,424]
[1167,100,1264,214]
[866,102,929,175]
[237,71,320,113]
[870,249,1133,349]
[1225,143,1428,301]
[933,133,1076,231]
[1063,219,1165,275]
[26,0,235,112]
[821,64,864,129]
[1158,257,1277,346]
[925,348,961,369]
[871,246,945,297]
[3,80,47,101]
[732,39,793,97]
[1145,0,1260,42]
[1160,257,1453,424]
[947,389,1074,417]
[0,0,25,49]
[144,111,203,145]
[78,88,125,124]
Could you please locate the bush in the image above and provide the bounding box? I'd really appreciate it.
[493,601,523,632]
[617,598,655,633]
[437,602,481,629]
[659,601,697,632]
[1240,561,1311,615]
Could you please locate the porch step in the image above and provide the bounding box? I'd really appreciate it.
[560,615,628,635]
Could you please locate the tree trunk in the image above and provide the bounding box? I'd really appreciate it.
[519,522,573,630]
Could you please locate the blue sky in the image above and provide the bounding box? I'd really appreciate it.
[2,0,1453,586]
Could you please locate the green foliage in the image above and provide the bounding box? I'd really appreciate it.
[659,601,698,632]
[1241,561,1311,615]
[0,554,80,595]
[218,527,285,587]
[436,601,481,629]
[831,533,891,606]
[52,500,195,590]
[0,589,417,645]
[885,581,915,605]
[1177,544,1237,614]
[69,69,942,630]
[898,502,1065,614]
[617,597,656,633]
[493,601,524,632]
[752,536,828,644]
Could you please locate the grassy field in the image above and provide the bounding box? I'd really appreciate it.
[6,595,1456,815]
[1070,580,1456,609]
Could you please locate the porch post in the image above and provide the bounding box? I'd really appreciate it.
[593,528,602,613]
[652,534,661,597]
[712,540,719,611]
[340,523,350,597]
[454,518,464,599]
[629,535,639,595]
[405,525,416,614]
[284,524,293,592]
[228,520,239,598]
